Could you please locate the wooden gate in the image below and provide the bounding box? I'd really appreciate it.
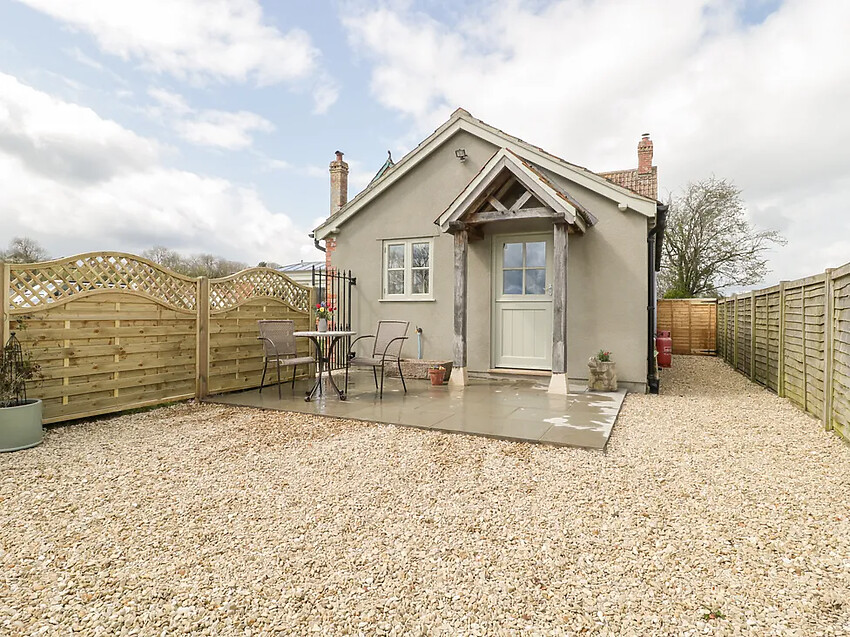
[657,298,717,355]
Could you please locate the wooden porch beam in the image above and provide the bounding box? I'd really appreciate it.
[487,196,509,213]
[548,222,569,394]
[509,191,533,213]
[466,207,561,225]
[450,225,469,386]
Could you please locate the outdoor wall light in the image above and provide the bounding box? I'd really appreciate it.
[454,148,468,162]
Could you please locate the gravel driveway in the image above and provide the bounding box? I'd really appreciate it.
[2,356,849,635]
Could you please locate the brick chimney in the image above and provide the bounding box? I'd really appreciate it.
[638,133,653,175]
[329,150,349,214]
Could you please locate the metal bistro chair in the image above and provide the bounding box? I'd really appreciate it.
[345,320,410,398]
[257,320,315,399]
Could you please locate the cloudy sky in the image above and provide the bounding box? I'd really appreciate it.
[0,0,847,284]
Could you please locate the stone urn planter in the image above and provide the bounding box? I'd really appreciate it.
[587,357,618,392]
[428,367,446,386]
[0,400,43,452]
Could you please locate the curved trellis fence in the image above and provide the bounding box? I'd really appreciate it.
[717,262,850,442]
[2,254,313,424]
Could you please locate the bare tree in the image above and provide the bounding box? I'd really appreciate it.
[1,237,50,263]
[660,178,785,298]
[142,246,245,278]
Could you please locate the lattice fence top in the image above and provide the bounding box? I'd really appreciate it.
[7,253,197,312]
[209,268,310,313]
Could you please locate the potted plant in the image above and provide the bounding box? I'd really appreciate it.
[1,330,44,452]
[315,302,334,332]
[428,365,446,386]
[587,349,618,391]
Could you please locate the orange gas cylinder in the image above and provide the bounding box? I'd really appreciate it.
[656,330,673,368]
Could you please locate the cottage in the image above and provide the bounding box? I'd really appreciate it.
[312,109,666,393]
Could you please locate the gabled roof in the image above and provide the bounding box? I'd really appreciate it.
[599,166,658,199]
[436,148,597,232]
[313,108,656,240]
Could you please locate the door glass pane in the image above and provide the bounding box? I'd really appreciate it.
[503,242,522,268]
[525,269,545,294]
[412,242,430,267]
[387,244,405,269]
[387,270,404,294]
[412,270,429,294]
[503,270,523,295]
[526,241,546,267]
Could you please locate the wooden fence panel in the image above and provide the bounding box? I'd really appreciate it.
[753,292,770,385]
[724,299,735,365]
[3,255,312,424]
[765,289,781,392]
[656,299,717,355]
[717,262,850,444]
[783,284,806,409]
[736,296,752,375]
[6,254,198,424]
[831,267,850,440]
[207,269,312,395]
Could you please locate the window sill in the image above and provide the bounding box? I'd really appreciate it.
[379,297,436,302]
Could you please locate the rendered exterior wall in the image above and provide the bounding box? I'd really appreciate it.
[329,129,651,389]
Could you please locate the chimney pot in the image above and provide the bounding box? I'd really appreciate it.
[637,133,653,175]
[329,150,349,215]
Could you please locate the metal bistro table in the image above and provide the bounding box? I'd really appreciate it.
[294,330,355,402]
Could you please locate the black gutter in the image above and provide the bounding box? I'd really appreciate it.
[646,203,668,394]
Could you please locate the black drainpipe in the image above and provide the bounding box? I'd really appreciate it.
[647,203,668,394]
[309,232,326,253]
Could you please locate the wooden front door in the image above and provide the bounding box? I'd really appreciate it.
[492,233,553,369]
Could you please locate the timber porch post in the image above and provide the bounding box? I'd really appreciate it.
[548,222,569,394]
[449,223,469,386]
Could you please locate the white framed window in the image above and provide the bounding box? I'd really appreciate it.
[382,238,434,300]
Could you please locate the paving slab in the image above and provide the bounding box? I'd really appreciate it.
[205,371,626,449]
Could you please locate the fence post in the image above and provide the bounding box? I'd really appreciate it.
[196,276,210,400]
[824,269,835,430]
[1,261,10,346]
[778,281,787,398]
[723,299,728,362]
[801,282,808,412]
[750,291,756,380]
[733,294,739,370]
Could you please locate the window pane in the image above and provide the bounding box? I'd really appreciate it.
[388,270,404,295]
[525,268,545,294]
[387,244,405,269]
[503,269,522,295]
[412,242,430,267]
[412,269,429,294]
[526,241,546,267]
[503,242,522,268]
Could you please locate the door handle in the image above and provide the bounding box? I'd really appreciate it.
[547,284,553,296]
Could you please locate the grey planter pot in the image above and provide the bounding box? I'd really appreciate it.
[0,399,43,452]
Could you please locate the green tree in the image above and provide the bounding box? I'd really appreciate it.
[660,177,785,297]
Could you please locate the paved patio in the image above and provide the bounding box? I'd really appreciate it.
[206,371,627,449]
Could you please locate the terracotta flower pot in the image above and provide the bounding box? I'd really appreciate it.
[428,369,446,386]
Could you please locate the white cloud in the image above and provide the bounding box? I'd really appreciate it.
[0,72,318,263]
[176,110,275,150]
[147,87,274,150]
[18,0,338,110]
[343,0,850,285]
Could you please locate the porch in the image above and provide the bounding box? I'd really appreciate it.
[205,370,626,450]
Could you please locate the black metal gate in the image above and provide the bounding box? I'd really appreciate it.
[312,266,356,370]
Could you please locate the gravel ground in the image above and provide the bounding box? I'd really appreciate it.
[1,356,849,636]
